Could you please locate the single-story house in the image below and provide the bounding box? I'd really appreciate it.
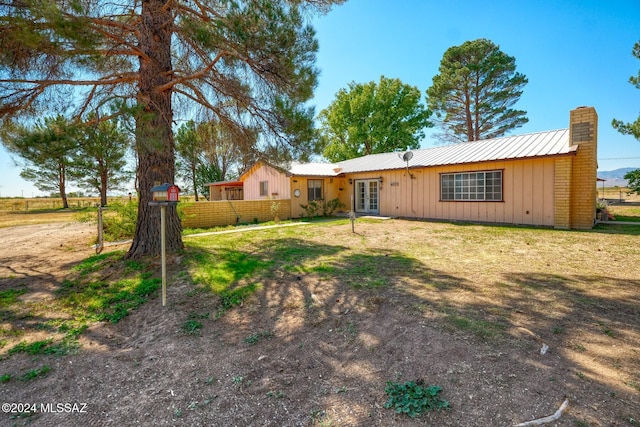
[208,106,598,229]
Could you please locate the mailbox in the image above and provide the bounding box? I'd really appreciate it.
[151,183,180,202]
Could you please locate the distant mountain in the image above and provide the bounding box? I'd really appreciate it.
[596,167,637,187]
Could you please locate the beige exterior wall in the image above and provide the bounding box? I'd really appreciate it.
[290,176,348,218]
[241,162,290,200]
[182,199,291,228]
[341,158,559,226]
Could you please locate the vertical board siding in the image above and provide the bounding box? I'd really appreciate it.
[368,157,557,226]
[242,163,290,200]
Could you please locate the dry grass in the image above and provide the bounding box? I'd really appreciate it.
[0,210,82,228]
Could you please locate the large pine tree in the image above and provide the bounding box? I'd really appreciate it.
[0,0,343,257]
[426,38,528,143]
[612,41,640,141]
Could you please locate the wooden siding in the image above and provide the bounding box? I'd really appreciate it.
[340,157,559,226]
[290,176,348,218]
[241,163,290,200]
[182,199,291,228]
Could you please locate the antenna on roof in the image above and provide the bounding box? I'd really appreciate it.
[400,151,414,178]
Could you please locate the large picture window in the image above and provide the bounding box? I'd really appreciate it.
[308,179,323,201]
[440,170,502,201]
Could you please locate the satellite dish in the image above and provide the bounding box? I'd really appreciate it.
[402,151,413,162]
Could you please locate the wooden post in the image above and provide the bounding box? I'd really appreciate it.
[350,194,355,233]
[160,204,167,307]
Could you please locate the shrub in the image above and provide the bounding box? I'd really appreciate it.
[384,380,449,418]
[300,201,321,219]
[323,198,346,216]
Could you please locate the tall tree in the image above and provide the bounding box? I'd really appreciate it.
[175,120,205,201]
[71,115,132,207]
[0,116,77,208]
[426,38,528,143]
[624,169,640,195]
[197,119,256,181]
[195,161,223,200]
[0,0,344,258]
[612,41,640,141]
[319,76,433,162]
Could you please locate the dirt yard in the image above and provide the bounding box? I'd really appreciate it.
[0,218,639,426]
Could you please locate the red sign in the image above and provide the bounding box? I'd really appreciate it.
[167,185,179,202]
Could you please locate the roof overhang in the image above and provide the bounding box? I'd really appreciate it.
[206,180,243,187]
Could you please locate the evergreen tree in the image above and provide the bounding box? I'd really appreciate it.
[612,41,640,141]
[426,38,528,143]
[1,116,77,208]
[71,115,132,207]
[0,0,344,257]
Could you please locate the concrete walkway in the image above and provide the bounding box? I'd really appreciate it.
[182,220,316,238]
[94,219,340,249]
[596,220,640,226]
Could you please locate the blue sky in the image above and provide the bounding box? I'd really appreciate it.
[0,0,638,197]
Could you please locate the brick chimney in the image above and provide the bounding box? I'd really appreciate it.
[568,106,598,229]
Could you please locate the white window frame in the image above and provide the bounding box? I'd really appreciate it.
[440,170,503,201]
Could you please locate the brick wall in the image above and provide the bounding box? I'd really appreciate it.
[569,107,598,229]
[181,199,292,229]
[554,157,572,229]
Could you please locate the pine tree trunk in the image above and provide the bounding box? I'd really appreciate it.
[100,167,108,207]
[59,161,69,209]
[191,165,199,201]
[127,0,182,258]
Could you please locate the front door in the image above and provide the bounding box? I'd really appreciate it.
[355,179,379,214]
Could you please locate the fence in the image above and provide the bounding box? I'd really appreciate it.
[0,198,103,211]
[181,199,292,229]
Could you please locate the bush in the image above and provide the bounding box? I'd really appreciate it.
[102,200,137,241]
[300,201,321,219]
[323,198,346,216]
[384,380,449,418]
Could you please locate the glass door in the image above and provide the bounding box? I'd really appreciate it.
[355,179,379,213]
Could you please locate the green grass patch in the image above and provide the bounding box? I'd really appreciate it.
[219,283,260,310]
[20,365,51,381]
[181,319,203,336]
[244,330,274,345]
[9,339,54,355]
[187,248,267,293]
[0,289,27,307]
[0,373,11,383]
[73,251,123,275]
[445,314,506,340]
[59,252,160,323]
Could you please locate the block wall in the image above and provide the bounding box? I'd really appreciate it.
[181,199,291,229]
[553,157,572,229]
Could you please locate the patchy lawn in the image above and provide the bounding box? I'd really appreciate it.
[0,218,639,426]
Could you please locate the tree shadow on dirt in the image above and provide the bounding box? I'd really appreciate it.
[2,234,639,426]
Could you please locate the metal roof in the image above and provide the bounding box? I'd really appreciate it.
[335,129,572,173]
[289,162,343,176]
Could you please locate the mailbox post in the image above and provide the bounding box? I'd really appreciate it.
[149,183,180,307]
